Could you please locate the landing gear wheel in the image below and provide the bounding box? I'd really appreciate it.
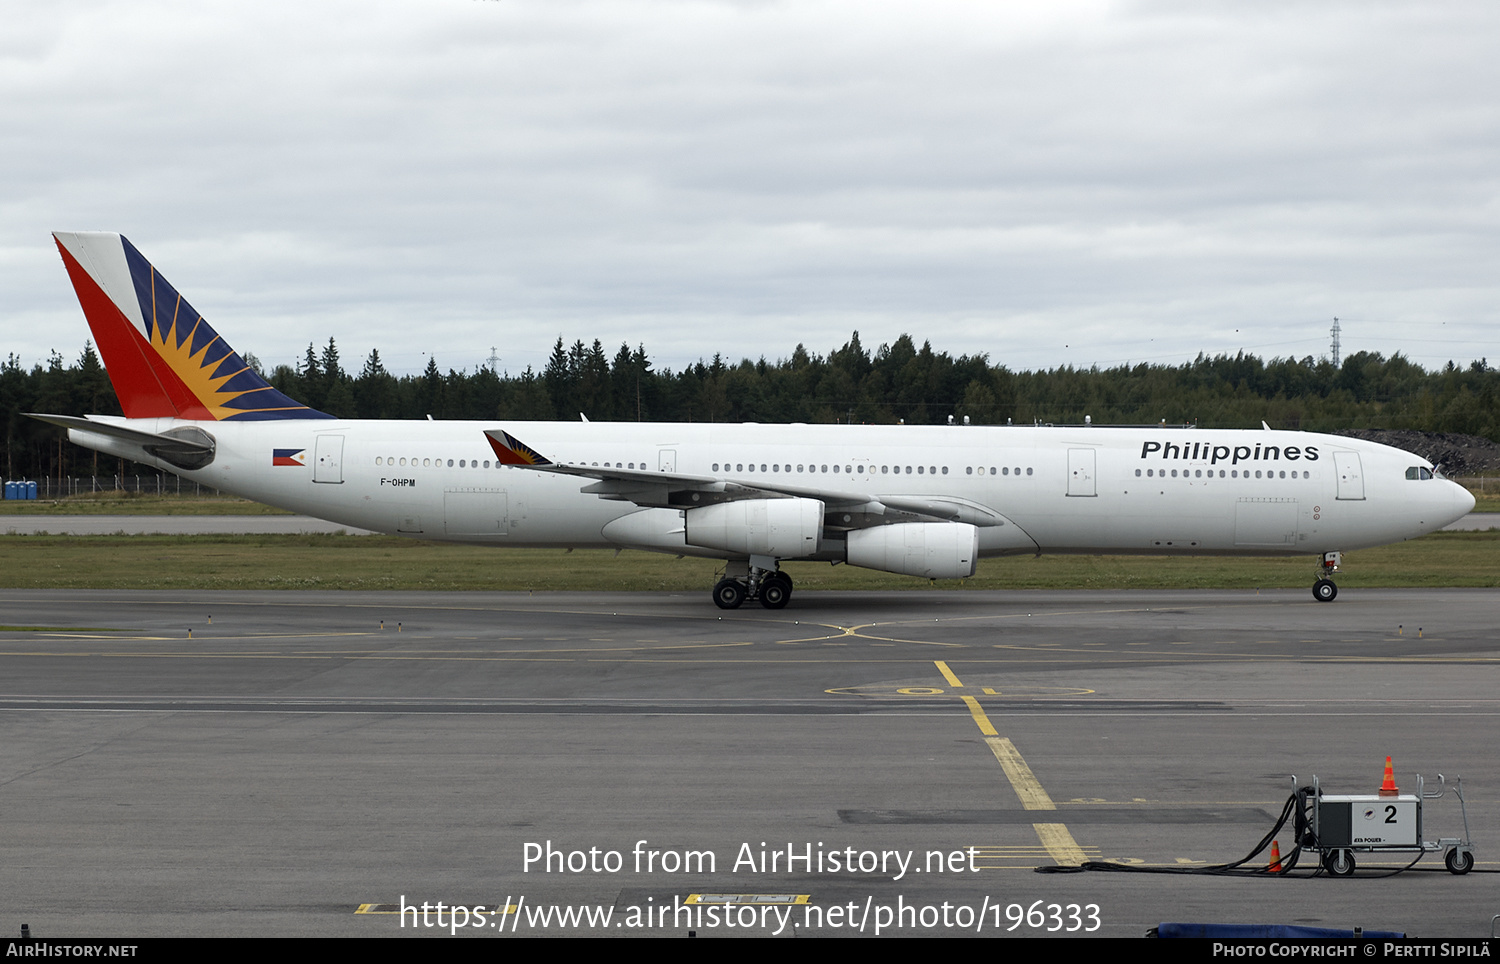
[759,571,792,606]
[713,578,746,610]
[1445,848,1473,875]
[1323,849,1354,876]
[759,576,790,609]
[1313,578,1338,603]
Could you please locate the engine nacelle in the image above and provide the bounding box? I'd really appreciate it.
[684,498,824,558]
[846,522,978,579]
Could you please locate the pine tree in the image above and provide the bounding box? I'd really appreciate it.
[299,343,324,409]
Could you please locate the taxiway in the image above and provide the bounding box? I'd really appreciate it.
[2,588,1496,937]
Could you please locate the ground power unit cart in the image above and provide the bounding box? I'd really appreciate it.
[1300,769,1475,877]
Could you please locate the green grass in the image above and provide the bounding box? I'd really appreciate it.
[0,530,1494,592]
[0,492,291,515]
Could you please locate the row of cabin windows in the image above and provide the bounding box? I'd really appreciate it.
[370,456,1037,477]
[376,458,655,471]
[709,463,1035,477]
[376,457,497,468]
[1137,468,1312,479]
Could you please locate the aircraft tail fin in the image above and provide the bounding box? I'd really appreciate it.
[52,232,331,421]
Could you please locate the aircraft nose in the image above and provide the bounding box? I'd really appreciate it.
[1431,480,1477,529]
[1455,482,1476,518]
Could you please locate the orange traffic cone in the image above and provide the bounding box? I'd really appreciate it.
[1379,756,1399,797]
[1268,840,1283,873]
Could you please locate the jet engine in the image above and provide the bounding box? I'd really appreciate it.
[684,498,824,557]
[846,522,978,579]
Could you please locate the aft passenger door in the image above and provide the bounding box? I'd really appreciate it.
[313,435,344,484]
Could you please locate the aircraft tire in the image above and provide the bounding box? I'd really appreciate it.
[759,578,790,609]
[1313,578,1338,602]
[713,578,746,610]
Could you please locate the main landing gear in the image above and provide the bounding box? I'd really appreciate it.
[1312,551,1341,603]
[712,561,792,610]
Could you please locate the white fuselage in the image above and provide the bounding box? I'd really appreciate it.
[70,418,1475,562]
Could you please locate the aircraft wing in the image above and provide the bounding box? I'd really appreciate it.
[483,429,1005,528]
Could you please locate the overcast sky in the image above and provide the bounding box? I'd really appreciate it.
[3,0,1497,380]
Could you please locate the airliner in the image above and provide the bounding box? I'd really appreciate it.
[33,232,1475,609]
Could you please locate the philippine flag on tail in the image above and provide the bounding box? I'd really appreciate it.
[273,448,306,466]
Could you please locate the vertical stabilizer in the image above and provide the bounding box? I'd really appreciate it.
[53,232,330,420]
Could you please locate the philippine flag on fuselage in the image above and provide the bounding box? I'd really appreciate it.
[273,448,306,466]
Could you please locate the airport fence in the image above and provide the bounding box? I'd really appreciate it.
[4,475,221,499]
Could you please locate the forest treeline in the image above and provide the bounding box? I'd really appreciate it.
[3,332,1496,480]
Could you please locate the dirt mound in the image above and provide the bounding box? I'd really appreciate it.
[1333,430,1500,476]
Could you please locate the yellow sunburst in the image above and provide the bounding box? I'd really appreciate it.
[147,292,257,420]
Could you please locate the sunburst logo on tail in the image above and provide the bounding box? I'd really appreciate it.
[127,242,328,420]
[53,231,332,421]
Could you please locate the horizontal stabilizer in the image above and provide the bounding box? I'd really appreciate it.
[27,414,216,470]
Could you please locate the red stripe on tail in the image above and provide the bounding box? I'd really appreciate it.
[55,240,213,420]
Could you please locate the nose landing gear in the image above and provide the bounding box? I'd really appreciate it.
[1312,551,1341,603]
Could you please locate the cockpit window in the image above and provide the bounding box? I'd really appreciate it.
[1405,466,1434,480]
